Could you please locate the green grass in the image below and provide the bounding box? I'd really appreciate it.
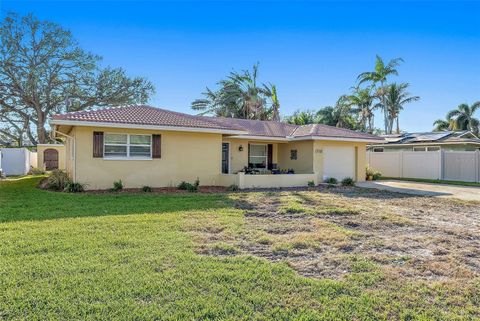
[0,177,478,320]
[380,176,480,187]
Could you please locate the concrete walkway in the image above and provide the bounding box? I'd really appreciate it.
[357,179,480,201]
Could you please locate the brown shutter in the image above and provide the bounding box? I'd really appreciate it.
[152,134,161,158]
[93,131,104,158]
[267,144,273,170]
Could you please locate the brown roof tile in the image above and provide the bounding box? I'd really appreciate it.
[53,105,383,141]
[53,105,242,131]
[292,123,383,140]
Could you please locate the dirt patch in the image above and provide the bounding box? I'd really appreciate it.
[192,187,480,283]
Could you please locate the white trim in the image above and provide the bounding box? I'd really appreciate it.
[103,133,152,159]
[37,143,65,147]
[228,135,289,142]
[229,134,383,143]
[50,120,247,135]
[249,143,268,169]
[288,135,384,143]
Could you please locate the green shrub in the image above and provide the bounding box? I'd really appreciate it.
[111,180,123,192]
[178,178,199,192]
[142,185,153,192]
[307,180,315,187]
[45,170,70,191]
[29,167,45,175]
[324,177,338,185]
[64,182,86,193]
[177,181,191,190]
[227,184,239,191]
[341,177,355,186]
[187,178,200,192]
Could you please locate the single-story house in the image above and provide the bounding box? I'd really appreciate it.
[369,131,480,153]
[50,105,383,190]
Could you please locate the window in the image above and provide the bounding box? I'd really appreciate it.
[373,147,384,152]
[290,149,297,160]
[104,134,151,159]
[413,147,426,152]
[249,144,267,168]
[413,146,440,152]
[426,146,440,152]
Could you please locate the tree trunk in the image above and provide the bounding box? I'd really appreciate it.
[396,116,400,134]
[37,112,47,144]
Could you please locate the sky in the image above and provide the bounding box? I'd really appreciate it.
[1,0,479,132]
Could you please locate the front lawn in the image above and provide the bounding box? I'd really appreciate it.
[1,177,479,320]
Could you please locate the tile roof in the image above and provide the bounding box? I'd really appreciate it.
[53,105,241,131]
[53,105,383,141]
[203,117,298,137]
[291,123,383,140]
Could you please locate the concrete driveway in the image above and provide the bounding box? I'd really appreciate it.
[357,179,480,201]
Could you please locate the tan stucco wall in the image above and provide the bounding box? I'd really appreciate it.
[36,144,66,170]
[72,126,223,189]
[313,140,367,182]
[277,140,314,174]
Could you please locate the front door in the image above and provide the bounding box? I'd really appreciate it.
[221,143,229,174]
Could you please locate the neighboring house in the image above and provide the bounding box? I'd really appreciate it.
[50,105,383,190]
[369,131,480,152]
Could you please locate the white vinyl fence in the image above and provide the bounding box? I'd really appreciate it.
[367,150,480,182]
[0,148,37,176]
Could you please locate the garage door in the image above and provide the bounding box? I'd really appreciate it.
[323,146,355,181]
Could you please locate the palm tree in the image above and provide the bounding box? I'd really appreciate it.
[285,110,318,125]
[357,55,403,133]
[192,63,273,120]
[432,118,457,131]
[382,83,420,134]
[263,83,280,121]
[347,87,376,133]
[446,102,480,135]
[317,96,357,129]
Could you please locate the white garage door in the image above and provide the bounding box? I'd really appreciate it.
[323,146,355,181]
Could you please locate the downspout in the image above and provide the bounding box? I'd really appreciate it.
[52,129,76,182]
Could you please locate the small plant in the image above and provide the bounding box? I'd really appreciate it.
[341,177,355,186]
[142,185,153,192]
[64,182,86,193]
[177,181,191,190]
[187,178,200,192]
[227,184,239,191]
[178,178,199,192]
[324,177,338,185]
[366,166,382,181]
[307,180,315,187]
[45,170,70,191]
[29,167,45,175]
[111,180,123,192]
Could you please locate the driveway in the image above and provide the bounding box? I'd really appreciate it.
[358,179,480,201]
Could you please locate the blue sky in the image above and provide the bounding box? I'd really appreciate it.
[2,0,479,132]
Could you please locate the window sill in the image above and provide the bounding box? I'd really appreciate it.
[102,157,153,161]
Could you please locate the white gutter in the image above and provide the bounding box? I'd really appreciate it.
[288,135,385,143]
[50,119,247,135]
[227,135,289,142]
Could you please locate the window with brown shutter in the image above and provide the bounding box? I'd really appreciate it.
[152,134,161,158]
[93,131,104,158]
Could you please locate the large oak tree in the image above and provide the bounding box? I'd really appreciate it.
[0,13,155,144]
